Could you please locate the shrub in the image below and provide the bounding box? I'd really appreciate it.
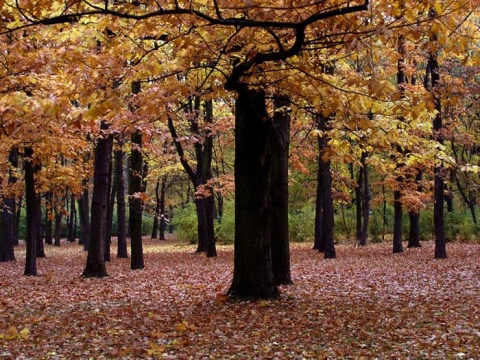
[171,203,198,244]
[215,201,235,244]
[289,204,315,242]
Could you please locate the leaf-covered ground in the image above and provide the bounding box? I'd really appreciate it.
[1,238,479,359]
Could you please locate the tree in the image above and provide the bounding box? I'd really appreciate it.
[82,122,113,278]
[24,147,38,276]
[269,94,292,285]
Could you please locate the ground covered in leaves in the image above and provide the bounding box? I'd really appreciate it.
[1,238,479,359]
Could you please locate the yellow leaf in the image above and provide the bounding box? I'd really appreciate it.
[19,328,30,340]
[175,322,188,332]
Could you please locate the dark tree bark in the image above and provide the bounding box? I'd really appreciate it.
[53,195,65,247]
[228,87,279,299]
[82,122,113,278]
[0,149,18,262]
[35,195,45,258]
[392,34,406,254]
[269,94,292,284]
[67,193,77,242]
[429,40,447,259]
[355,150,370,246]
[114,140,128,258]
[0,196,16,262]
[78,185,90,252]
[151,178,161,240]
[159,176,167,241]
[392,188,404,253]
[14,196,22,246]
[318,114,336,259]
[24,147,38,276]
[313,150,324,252]
[203,99,217,258]
[129,130,145,270]
[105,151,114,262]
[408,170,423,248]
[45,192,53,245]
[168,106,209,253]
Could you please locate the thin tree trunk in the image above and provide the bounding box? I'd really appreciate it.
[360,151,370,245]
[78,185,90,252]
[54,204,62,247]
[393,188,404,253]
[151,178,161,240]
[428,13,447,259]
[105,152,114,262]
[408,170,422,248]
[129,130,145,270]
[228,87,278,299]
[317,113,336,259]
[159,176,167,241]
[67,193,77,242]
[35,195,45,258]
[114,142,128,258]
[24,147,37,276]
[45,192,53,245]
[82,122,112,278]
[269,94,291,284]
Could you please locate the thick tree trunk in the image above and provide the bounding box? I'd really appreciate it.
[228,87,278,299]
[0,149,18,262]
[114,144,128,258]
[269,94,292,284]
[24,147,38,276]
[129,130,145,270]
[82,122,112,278]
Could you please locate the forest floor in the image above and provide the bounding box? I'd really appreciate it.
[1,237,479,359]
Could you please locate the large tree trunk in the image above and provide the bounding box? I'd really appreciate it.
[82,122,112,278]
[24,147,38,276]
[114,142,128,258]
[228,87,279,299]
[0,149,18,262]
[129,130,145,270]
[269,94,292,284]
